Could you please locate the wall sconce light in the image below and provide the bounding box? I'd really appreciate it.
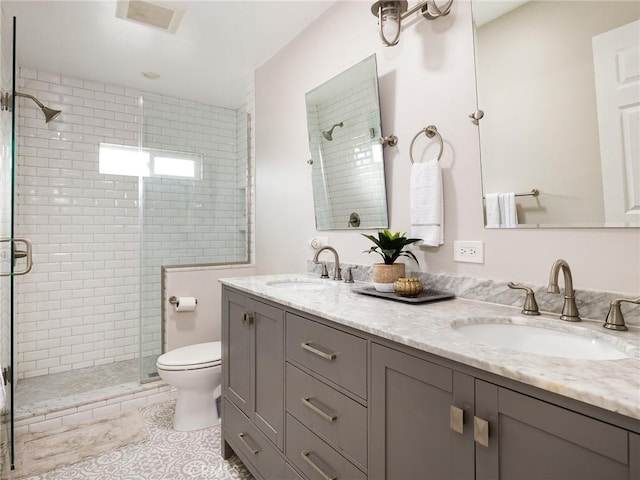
[371,0,454,46]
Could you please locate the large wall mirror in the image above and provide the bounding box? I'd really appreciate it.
[306,55,389,230]
[473,1,639,228]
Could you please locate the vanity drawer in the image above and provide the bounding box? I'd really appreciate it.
[286,363,367,469]
[286,414,366,480]
[286,313,367,399]
[223,398,287,480]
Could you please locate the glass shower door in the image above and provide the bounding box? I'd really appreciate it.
[0,16,17,472]
[0,16,34,472]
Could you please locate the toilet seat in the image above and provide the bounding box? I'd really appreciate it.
[157,341,221,371]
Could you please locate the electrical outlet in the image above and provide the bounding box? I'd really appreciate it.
[453,241,484,264]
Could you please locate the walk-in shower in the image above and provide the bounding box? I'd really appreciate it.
[0,13,250,469]
[11,83,249,402]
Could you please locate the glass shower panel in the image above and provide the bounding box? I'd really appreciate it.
[0,14,16,472]
[139,93,249,381]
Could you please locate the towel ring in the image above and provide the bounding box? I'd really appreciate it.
[409,125,443,164]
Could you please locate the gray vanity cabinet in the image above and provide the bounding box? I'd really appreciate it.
[222,288,285,454]
[475,381,637,480]
[370,341,638,480]
[285,312,369,479]
[370,343,475,480]
[222,286,640,480]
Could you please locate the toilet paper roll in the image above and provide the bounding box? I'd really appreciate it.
[175,296,197,312]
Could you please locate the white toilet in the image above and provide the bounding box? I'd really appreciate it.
[156,341,222,431]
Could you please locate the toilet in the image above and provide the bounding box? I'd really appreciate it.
[156,341,222,431]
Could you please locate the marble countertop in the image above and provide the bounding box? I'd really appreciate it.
[220,274,640,421]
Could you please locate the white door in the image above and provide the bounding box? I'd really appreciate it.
[593,20,640,225]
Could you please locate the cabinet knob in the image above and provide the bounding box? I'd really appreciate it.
[450,405,464,434]
[474,416,490,447]
[242,312,254,324]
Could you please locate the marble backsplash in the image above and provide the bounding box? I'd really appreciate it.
[307,261,640,327]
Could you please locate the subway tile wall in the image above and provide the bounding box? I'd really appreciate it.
[15,68,248,380]
[15,67,142,380]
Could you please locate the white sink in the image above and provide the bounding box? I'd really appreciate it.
[453,319,632,360]
[266,278,331,291]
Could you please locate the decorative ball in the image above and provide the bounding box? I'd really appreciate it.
[393,277,424,297]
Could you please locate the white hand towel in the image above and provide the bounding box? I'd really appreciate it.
[410,159,444,246]
[499,192,518,228]
[485,193,501,228]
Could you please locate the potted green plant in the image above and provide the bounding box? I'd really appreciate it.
[362,230,421,292]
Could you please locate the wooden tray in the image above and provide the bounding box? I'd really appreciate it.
[352,286,455,304]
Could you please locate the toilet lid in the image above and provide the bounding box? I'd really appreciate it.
[157,341,221,370]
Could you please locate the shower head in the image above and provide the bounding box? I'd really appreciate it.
[15,92,61,123]
[322,122,344,141]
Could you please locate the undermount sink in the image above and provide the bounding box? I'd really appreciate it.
[452,318,633,360]
[266,278,331,291]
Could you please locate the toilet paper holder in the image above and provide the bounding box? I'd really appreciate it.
[168,296,198,305]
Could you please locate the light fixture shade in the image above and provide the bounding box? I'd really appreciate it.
[371,0,454,47]
[371,1,408,47]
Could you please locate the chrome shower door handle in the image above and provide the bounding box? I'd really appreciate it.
[0,237,33,276]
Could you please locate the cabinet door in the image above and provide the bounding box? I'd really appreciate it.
[370,343,474,480]
[253,300,284,450]
[475,381,631,480]
[223,288,253,416]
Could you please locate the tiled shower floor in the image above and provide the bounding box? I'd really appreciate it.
[14,356,160,420]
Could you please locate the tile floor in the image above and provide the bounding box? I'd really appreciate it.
[15,357,160,419]
[21,401,253,480]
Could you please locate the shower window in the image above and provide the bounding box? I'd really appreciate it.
[99,143,203,180]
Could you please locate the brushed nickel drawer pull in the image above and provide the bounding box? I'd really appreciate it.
[450,405,464,434]
[474,416,490,448]
[242,313,254,324]
[301,450,337,480]
[238,432,259,455]
[301,342,337,361]
[302,397,337,422]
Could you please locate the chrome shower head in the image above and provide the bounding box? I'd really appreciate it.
[15,92,61,123]
[322,122,343,141]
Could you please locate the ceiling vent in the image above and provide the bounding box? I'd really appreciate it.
[115,0,186,33]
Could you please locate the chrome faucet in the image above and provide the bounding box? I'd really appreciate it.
[313,246,342,281]
[547,259,581,322]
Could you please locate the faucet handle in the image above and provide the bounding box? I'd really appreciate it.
[508,282,540,316]
[333,266,342,281]
[344,267,354,283]
[604,296,640,331]
[320,263,329,279]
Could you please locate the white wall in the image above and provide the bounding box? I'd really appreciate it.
[254,0,640,293]
[163,265,256,352]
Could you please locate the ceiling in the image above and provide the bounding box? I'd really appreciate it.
[472,0,529,27]
[4,0,336,109]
